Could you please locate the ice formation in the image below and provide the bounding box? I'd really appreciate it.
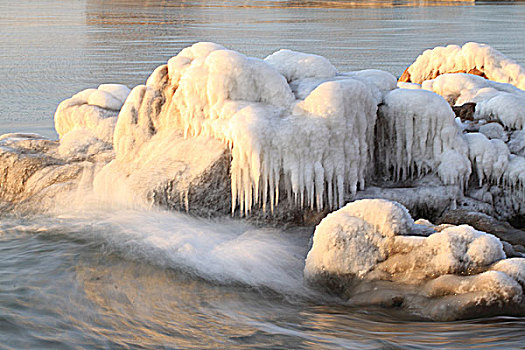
[376,88,470,186]
[111,42,387,215]
[421,73,525,106]
[55,84,131,143]
[399,45,525,217]
[264,49,337,82]
[2,42,525,321]
[305,199,524,320]
[419,73,525,132]
[400,42,525,90]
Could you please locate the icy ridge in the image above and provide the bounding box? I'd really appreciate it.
[403,42,525,90]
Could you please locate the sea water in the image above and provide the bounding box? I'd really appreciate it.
[1,1,525,348]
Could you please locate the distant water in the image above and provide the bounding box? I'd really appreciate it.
[2,1,525,349]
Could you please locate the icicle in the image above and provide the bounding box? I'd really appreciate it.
[184,190,189,212]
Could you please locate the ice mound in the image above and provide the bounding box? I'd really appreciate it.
[264,49,337,82]
[420,73,525,131]
[305,199,525,320]
[304,199,413,280]
[421,73,525,106]
[112,42,382,215]
[475,93,525,130]
[55,84,131,143]
[400,42,525,90]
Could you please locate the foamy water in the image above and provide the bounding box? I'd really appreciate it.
[2,0,525,348]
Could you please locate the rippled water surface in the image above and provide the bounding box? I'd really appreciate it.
[2,1,525,348]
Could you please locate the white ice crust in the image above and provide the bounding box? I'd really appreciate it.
[405,42,525,90]
[55,84,131,143]
[264,49,337,82]
[305,199,523,320]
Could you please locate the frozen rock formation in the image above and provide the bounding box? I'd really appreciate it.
[376,88,470,187]
[55,84,131,144]
[399,42,525,90]
[2,42,525,321]
[2,42,525,226]
[397,45,525,221]
[305,199,525,321]
[109,42,386,216]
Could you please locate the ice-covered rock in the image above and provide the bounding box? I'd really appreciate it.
[475,93,525,130]
[111,42,381,215]
[479,122,507,141]
[55,84,131,144]
[508,130,525,156]
[399,43,525,90]
[95,130,231,214]
[305,199,525,321]
[421,73,525,106]
[465,133,510,186]
[264,49,337,82]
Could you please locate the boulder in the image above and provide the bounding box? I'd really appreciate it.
[305,199,525,321]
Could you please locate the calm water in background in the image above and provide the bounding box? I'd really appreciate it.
[2,1,525,348]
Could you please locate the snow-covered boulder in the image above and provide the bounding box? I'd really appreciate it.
[305,199,525,321]
[399,42,525,90]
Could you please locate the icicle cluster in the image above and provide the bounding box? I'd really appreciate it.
[376,88,470,186]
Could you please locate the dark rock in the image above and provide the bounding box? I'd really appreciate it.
[452,102,476,121]
[438,209,525,246]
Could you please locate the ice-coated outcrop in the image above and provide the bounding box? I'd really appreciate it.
[397,44,525,220]
[0,133,112,211]
[55,84,131,144]
[305,199,525,321]
[2,41,525,225]
[399,42,525,90]
[111,42,385,215]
